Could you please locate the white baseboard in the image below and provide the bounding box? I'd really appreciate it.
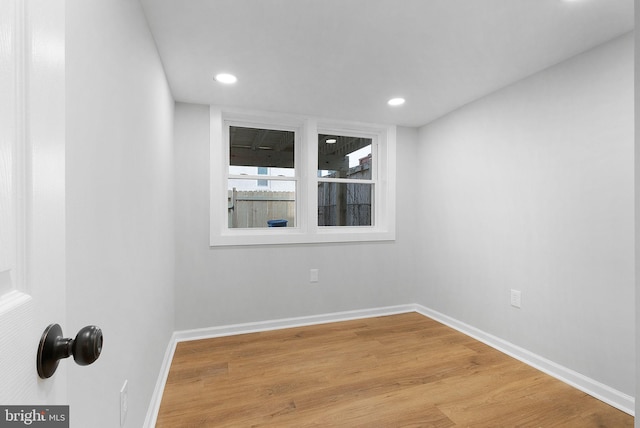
[143,331,179,428]
[171,304,415,343]
[144,303,634,426]
[413,304,635,416]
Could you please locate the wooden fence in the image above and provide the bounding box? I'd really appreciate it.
[317,161,372,226]
[228,163,372,228]
[228,190,295,228]
[317,182,372,226]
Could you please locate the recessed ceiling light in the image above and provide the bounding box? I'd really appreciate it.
[388,97,405,106]
[214,73,237,84]
[325,138,337,144]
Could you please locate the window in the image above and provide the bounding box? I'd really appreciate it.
[227,125,297,228]
[317,134,374,227]
[210,108,396,245]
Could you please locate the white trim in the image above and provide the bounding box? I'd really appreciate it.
[144,303,633,426]
[413,304,635,416]
[143,331,179,428]
[173,305,414,343]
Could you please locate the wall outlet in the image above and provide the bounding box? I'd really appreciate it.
[310,269,319,283]
[510,289,522,308]
[120,380,128,427]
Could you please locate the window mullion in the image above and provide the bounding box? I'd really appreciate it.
[317,178,375,184]
[305,118,318,235]
[228,174,295,181]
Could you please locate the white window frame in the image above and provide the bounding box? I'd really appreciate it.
[210,107,396,246]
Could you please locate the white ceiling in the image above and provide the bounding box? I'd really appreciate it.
[140,0,634,128]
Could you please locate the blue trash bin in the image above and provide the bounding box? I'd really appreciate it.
[267,219,288,227]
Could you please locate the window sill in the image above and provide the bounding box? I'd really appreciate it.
[209,227,395,247]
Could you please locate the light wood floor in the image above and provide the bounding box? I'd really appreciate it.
[156,312,633,427]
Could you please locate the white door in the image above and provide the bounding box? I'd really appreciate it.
[0,0,66,404]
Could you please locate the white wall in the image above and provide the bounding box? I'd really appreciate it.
[174,103,419,329]
[66,1,175,427]
[416,33,634,396]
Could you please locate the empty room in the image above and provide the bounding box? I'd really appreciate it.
[0,0,636,427]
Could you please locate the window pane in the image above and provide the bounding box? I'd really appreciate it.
[318,134,372,179]
[257,167,268,187]
[317,182,373,226]
[230,126,295,176]
[228,180,296,228]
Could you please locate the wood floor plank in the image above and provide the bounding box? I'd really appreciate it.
[156,312,633,427]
